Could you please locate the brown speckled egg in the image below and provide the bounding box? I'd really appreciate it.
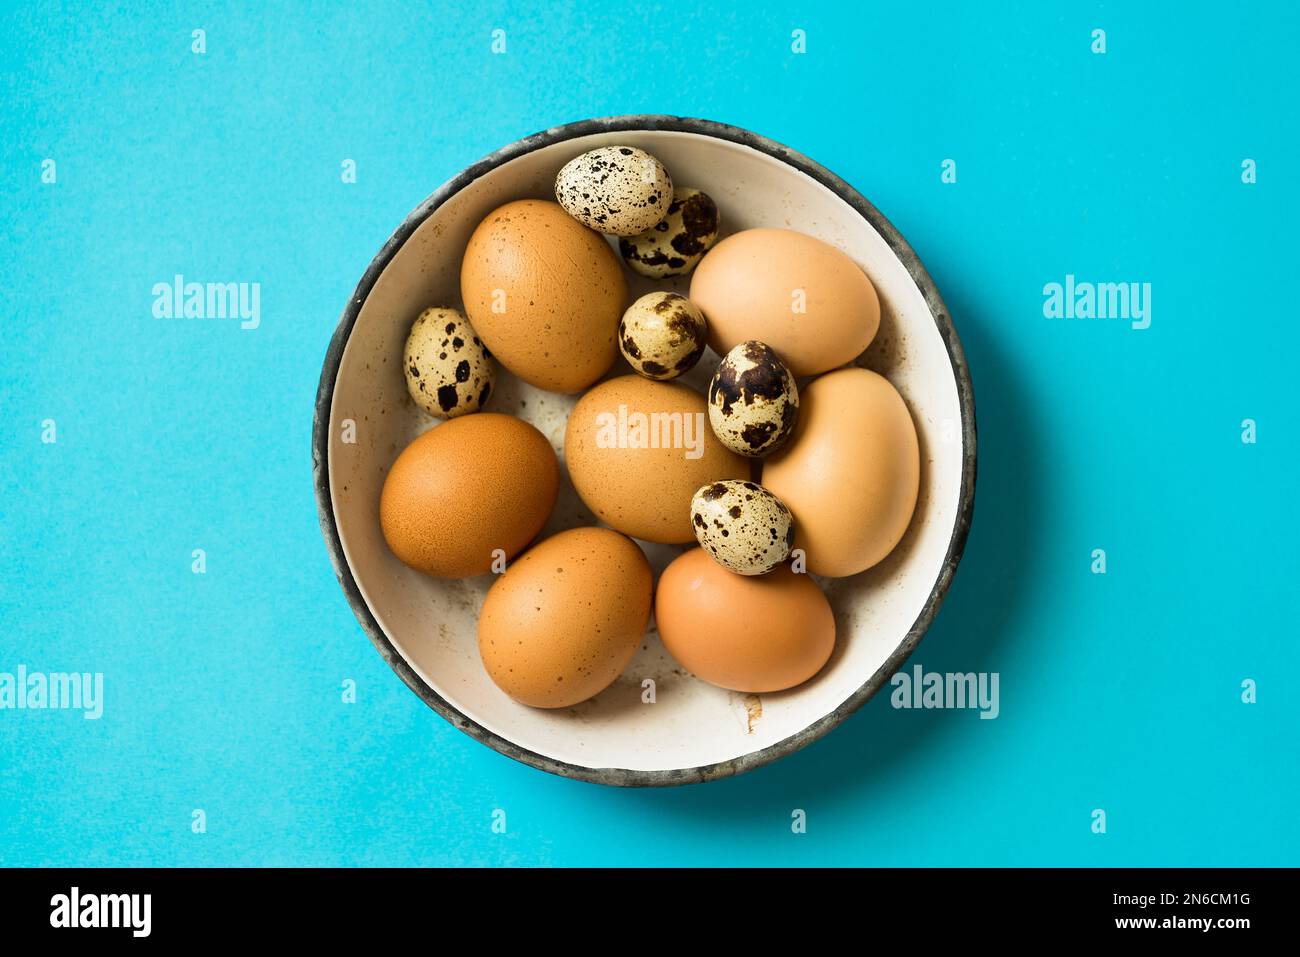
[379,413,558,579]
[618,292,707,381]
[403,306,495,419]
[564,376,748,544]
[478,527,653,708]
[708,341,799,457]
[655,548,835,693]
[690,480,795,576]
[555,146,672,236]
[618,187,720,278]
[461,199,626,394]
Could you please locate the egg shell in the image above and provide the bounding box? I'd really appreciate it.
[379,413,558,579]
[691,479,795,576]
[655,548,835,693]
[403,306,495,419]
[708,340,799,456]
[618,187,720,278]
[689,228,881,377]
[460,199,626,393]
[564,375,748,544]
[618,292,708,381]
[761,367,919,577]
[478,527,653,709]
[555,146,673,236]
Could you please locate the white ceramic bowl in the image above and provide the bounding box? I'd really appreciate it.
[313,116,976,786]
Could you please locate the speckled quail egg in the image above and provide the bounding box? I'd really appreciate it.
[403,306,495,419]
[618,292,708,380]
[691,480,796,576]
[708,341,799,456]
[555,146,673,236]
[618,187,720,278]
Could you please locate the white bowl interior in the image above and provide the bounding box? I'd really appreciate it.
[327,129,964,774]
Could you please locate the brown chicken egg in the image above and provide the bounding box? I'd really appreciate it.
[379,413,559,579]
[564,375,748,544]
[460,199,627,393]
[478,527,653,708]
[689,228,880,377]
[762,367,920,577]
[655,548,836,693]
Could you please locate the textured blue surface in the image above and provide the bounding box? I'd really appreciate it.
[1,1,1297,866]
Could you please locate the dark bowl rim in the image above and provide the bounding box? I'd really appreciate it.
[312,114,978,787]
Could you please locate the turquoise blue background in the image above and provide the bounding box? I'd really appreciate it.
[2,1,1296,866]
